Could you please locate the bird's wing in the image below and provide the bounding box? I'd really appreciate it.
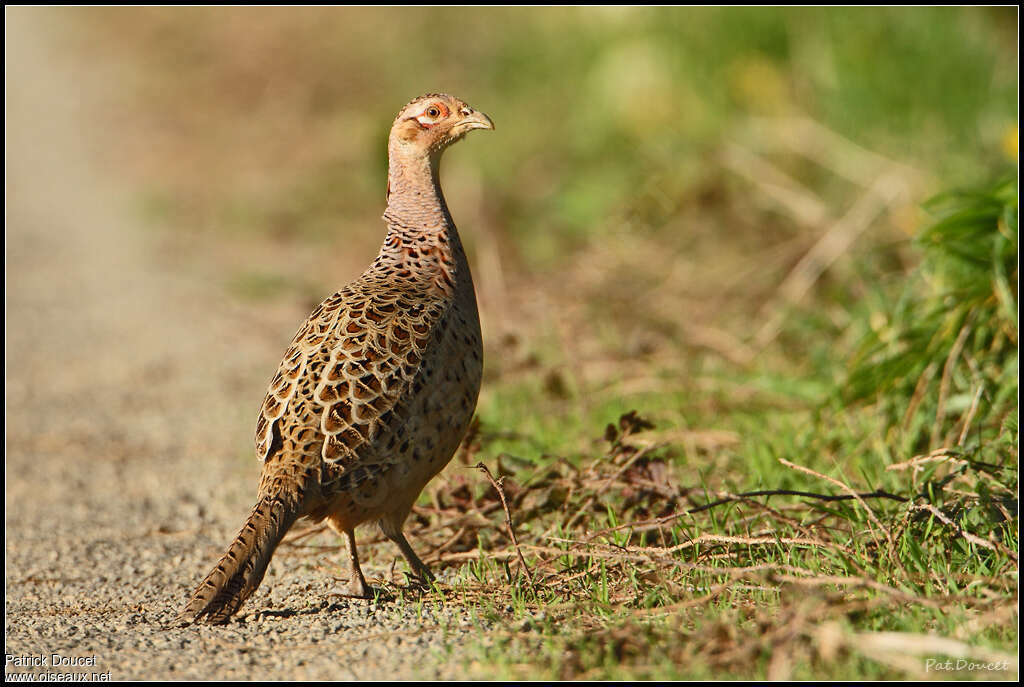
[255,280,449,472]
[253,291,342,463]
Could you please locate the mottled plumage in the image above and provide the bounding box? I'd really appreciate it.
[178,93,493,625]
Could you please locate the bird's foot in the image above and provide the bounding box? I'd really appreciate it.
[326,576,375,600]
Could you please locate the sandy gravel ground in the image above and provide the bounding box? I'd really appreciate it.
[5,9,491,681]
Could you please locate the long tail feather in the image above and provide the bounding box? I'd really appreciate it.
[177,495,297,625]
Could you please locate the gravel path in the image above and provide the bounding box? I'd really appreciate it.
[5,9,491,680]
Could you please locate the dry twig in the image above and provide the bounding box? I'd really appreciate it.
[476,462,537,592]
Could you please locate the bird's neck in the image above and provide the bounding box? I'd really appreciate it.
[383,152,450,231]
[377,152,466,294]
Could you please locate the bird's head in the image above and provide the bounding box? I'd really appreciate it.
[389,93,494,159]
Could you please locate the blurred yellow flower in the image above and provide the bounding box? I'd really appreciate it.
[1002,124,1018,160]
[727,55,792,114]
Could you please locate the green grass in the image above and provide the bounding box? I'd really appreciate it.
[417,175,1018,680]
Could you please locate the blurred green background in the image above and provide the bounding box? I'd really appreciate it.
[56,6,1017,461]
[78,6,1016,260]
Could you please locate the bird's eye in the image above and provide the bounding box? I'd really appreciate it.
[412,102,448,127]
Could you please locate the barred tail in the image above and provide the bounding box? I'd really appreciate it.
[177,495,298,625]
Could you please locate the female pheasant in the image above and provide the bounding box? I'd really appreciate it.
[178,93,493,625]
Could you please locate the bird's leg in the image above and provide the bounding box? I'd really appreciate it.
[342,529,373,598]
[383,528,435,586]
[326,519,373,599]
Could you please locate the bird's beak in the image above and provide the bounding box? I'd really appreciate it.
[457,110,495,132]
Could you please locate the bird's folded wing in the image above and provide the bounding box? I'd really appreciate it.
[254,282,449,473]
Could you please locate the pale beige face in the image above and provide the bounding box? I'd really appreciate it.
[390,94,494,154]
